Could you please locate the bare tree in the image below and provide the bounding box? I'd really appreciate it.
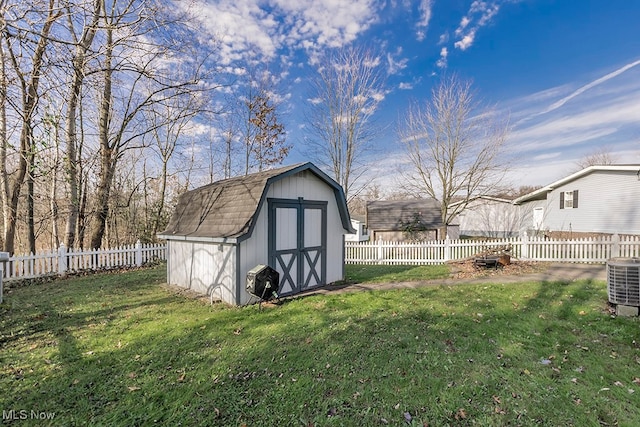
[0,0,62,253]
[248,90,288,171]
[88,0,210,249]
[231,66,289,175]
[305,46,386,200]
[574,146,618,171]
[62,0,101,249]
[145,91,202,237]
[398,75,510,225]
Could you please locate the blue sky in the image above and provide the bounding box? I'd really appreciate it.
[190,0,640,189]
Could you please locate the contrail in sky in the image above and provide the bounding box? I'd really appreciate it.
[539,58,640,115]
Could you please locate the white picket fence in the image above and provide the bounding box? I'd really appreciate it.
[2,241,166,281]
[345,234,640,265]
[4,234,639,281]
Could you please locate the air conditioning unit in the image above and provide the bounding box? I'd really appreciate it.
[246,264,280,301]
[607,258,640,307]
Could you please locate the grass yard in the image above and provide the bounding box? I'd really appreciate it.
[1,264,639,426]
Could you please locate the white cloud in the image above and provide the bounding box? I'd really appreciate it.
[399,82,414,90]
[387,48,408,75]
[452,1,501,51]
[416,0,433,40]
[454,32,475,51]
[188,0,380,65]
[436,47,448,68]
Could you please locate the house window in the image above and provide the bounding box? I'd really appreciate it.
[560,190,579,209]
[564,191,574,209]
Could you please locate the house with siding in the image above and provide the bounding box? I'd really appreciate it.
[514,165,640,237]
[449,196,519,238]
[158,162,353,305]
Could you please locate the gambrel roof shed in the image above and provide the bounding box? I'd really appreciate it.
[159,162,354,305]
[161,162,353,241]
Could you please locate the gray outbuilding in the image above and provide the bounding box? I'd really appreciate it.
[158,162,354,305]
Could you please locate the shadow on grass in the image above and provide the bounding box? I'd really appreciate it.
[2,272,636,426]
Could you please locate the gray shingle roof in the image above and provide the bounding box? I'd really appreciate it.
[160,163,353,241]
[366,199,443,231]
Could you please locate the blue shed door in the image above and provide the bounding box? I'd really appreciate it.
[268,198,327,296]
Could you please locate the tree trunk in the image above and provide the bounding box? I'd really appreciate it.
[1,2,59,254]
[89,26,114,249]
[64,0,101,249]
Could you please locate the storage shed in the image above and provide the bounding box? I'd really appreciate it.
[158,162,354,305]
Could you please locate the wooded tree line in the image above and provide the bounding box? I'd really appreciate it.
[0,0,290,254]
[2,0,539,255]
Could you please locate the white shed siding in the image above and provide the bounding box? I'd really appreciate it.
[547,170,640,234]
[235,170,347,305]
[167,240,236,302]
[266,170,346,284]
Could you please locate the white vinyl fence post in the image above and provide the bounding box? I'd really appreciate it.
[377,238,384,265]
[135,240,143,267]
[611,233,620,258]
[521,231,529,260]
[58,244,68,274]
[444,235,451,262]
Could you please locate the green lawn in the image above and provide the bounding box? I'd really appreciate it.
[1,264,639,426]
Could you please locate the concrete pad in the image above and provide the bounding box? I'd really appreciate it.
[616,305,639,317]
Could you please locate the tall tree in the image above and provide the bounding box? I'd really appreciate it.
[62,0,101,249]
[247,89,288,172]
[305,46,386,200]
[89,0,207,249]
[145,91,201,237]
[398,75,510,226]
[0,0,62,253]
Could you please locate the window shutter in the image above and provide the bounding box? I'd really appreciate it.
[559,191,564,209]
[573,190,579,208]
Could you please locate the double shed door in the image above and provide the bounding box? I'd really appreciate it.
[268,198,327,296]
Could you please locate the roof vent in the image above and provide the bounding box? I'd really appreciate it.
[607,258,640,307]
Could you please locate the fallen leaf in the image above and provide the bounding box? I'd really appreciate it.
[571,378,578,384]
[614,381,624,387]
[633,377,640,385]
[233,328,242,335]
[394,403,401,410]
[177,373,186,382]
[455,408,467,420]
[492,395,501,404]
[128,372,137,379]
[127,386,140,392]
[579,310,586,315]
[327,408,337,417]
